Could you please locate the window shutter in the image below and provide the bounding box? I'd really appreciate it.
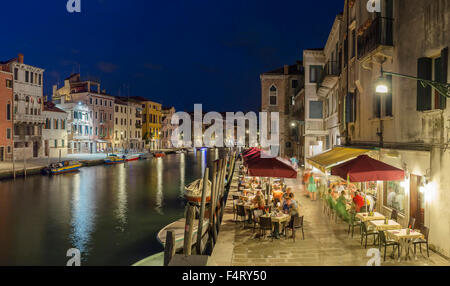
[417,57,432,111]
[346,93,354,123]
[439,48,448,109]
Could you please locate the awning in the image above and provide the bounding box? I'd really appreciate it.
[247,156,297,179]
[96,140,108,143]
[331,155,405,182]
[306,147,370,173]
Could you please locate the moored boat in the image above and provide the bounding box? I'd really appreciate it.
[184,178,212,204]
[124,154,140,162]
[43,161,83,175]
[139,153,153,160]
[104,154,125,165]
[154,153,166,158]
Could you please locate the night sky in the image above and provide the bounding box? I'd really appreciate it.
[1,0,343,112]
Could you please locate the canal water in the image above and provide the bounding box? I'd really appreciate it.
[0,148,225,266]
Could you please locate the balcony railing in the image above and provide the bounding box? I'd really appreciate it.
[317,61,340,90]
[358,17,394,60]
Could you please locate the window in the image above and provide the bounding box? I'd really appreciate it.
[351,29,356,59]
[14,68,18,80]
[6,128,11,139]
[6,79,12,88]
[62,140,65,148]
[269,85,277,105]
[310,66,323,83]
[54,140,58,148]
[39,74,42,85]
[6,103,11,120]
[30,72,33,84]
[383,181,406,214]
[309,101,323,119]
[291,80,298,89]
[25,71,29,82]
[26,96,29,103]
[90,98,93,104]
[417,48,448,111]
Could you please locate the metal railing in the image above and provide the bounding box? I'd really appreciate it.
[358,17,394,59]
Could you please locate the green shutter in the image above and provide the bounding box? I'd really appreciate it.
[439,48,448,109]
[417,57,432,111]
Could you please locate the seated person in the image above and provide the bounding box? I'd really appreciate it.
[326,189,336,210]
[287,193,300,217]
[335,191,350,222]
[252,190,266,210]
[353,191,365,212]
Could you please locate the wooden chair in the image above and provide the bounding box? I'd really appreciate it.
[285,216,305,242]
[258,216,273,241]
[252,209,264,233]
[236,205,247,228]
[413,226,430,258]
[348,212,361,238]
[378,231,400,261]
[361,222,378,249]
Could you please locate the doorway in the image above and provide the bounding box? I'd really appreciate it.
[0,147,4,161]
[410,175,425,229]
[33,141,39,158]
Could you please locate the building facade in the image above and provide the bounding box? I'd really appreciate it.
[0,54,45,160]
[303,50,327,163]
[260,62,304,159]
[53,74,114,153]
[113,97,144,152]
[0,66,13,161]
[161,106,176,149]
[137,98,162,150]
[42,101,68,158]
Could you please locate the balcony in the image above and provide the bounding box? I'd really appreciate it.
[14,114,45,124]
[317,61,340,97]
[358,17,394,60]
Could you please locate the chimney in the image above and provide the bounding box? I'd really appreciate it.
[284,65,289,75]
[18,53,24,64]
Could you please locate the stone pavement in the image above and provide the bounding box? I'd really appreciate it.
[208,166,450,266]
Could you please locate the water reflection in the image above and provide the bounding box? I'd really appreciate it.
[70,172,95,256]
[115,165,127,231]
[155,158,164,215]
[179,153,185,199]
[201,148,207,177]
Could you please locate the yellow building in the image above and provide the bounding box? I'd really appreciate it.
[134,97,162,150]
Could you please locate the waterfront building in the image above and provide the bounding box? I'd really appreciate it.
[302,50,327,163]
[0,54,45,159]
[260,62,305,159]
[306,0,450,258]
[134,97,162,150]
[113,96,144,152]
[42,101,69,158]
[161,106,176,149]
[53,73,115,153]
[0,65,13,161]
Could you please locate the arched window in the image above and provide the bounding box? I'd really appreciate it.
[25,96,30,103]
[14,94,19,101]
[269,85,277,105]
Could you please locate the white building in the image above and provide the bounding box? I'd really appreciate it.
[42,101,69,158]
[2,54,45,159]
[161,107,176,149]
[113,97,143,152]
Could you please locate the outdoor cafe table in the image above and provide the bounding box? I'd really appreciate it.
[260,213,290,239]
[369,220,402,231]
[356,212,385,222]
[386,229,425,262]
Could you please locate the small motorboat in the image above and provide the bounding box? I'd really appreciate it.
[43,161,83,175]
[123,154,140,162]
[104,154,125,165]
[154,153,166,158]
[184,179,212,204]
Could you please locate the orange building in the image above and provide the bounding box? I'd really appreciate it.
[0,66,13,161]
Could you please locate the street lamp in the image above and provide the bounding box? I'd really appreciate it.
[375,67,450,98]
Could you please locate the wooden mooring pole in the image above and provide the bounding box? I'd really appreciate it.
[183,205,196,256]
[164,230,176,266]
[209,161,218,247]
[196,167,209,255]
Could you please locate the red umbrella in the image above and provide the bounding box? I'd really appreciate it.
[247,156,297,179]
[331,155,405,182]
[242,147,257,155]
[243,148,261,158]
